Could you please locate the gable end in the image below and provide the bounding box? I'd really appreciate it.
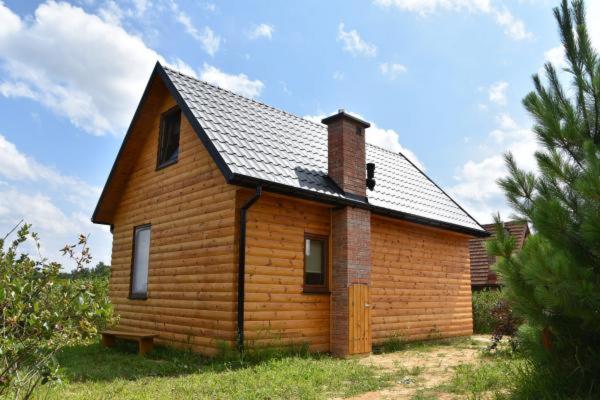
[92,62,234,224]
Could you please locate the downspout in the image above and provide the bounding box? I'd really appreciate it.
[237,185,262,352]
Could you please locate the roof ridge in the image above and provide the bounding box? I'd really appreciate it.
[481,219,527,227]
[162,65,327,131]
[365,142,407,157]
[163,66,419,160]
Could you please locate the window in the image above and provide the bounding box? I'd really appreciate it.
[130,224,151,299]
[304,234,328,293]
[156,107,181,169]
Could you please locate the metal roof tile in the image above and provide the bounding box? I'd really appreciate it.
[164,67,484,233]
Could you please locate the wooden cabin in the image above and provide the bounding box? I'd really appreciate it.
[469,220,529,290]
[93,62,488,357]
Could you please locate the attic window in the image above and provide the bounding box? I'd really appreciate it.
[156,107,181,169]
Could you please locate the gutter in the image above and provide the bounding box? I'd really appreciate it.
[229,174,489,238]
[237,185,262,352]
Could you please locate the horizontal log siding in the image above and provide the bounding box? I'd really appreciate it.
[240,192,331,352]
[110,91,236,356]
[371,216,473,344]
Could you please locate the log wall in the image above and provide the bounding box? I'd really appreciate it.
[240,191,332,352]
[109,88,237,356]
[106,79,473,355]
[370,215,473,344]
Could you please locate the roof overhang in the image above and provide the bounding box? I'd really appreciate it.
[229,173,490,238]
[92,62,489,238]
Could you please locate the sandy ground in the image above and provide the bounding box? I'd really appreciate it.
[344,336,490,400]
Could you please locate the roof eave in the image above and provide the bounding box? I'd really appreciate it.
[91,62,163,225]
[230,173,490,238]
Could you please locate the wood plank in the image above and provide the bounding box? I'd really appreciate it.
[370,215,473,343]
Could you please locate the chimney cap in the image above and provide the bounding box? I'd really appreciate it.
[321,109,371,128]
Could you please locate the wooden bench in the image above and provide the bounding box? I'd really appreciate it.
[101,330,159,355]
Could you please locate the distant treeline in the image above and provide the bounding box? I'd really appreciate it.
[59,261,110,279]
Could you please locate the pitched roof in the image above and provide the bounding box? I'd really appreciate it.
[93,62,487,237]
[469,220,530,286]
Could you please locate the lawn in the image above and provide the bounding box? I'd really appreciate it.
[35,336,523,399]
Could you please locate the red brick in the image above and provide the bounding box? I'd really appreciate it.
[324,111,372,357]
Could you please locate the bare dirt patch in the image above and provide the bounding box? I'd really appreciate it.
[345,336,490,400]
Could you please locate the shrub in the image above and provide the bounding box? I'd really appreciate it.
[488,299,522,352]
[471,289,503,333]
[0,223,115,399]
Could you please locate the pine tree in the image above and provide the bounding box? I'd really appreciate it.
[488,0,600,396]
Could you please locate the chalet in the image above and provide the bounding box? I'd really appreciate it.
[92,62,488,357]
[469,220,529,290]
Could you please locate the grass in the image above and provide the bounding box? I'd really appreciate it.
[408,340,527,400]
[35,339,405,400]
[30,334,534,400]
[374,335,474,354]
[438,358,523,396]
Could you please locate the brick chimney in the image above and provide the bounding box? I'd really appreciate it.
[322,110,372,357]
[322,110,370,198]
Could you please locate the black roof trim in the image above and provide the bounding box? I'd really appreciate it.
[155,63,234,182]
[397,151,488,233]
[92,62,234,224]
[230,173,489,237]
[93,62,487,238]
[92,62,162,225]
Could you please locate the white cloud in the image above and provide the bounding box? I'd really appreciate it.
[379,62,407,79]
[98,0,124,25]
[493,7,532,41]
[488,81,508,106]
[198,26,220,56]
[0,1,194,135]
[168,58,198,78]
[495,112,518,131]
[0,0,21,39]
[543,45,568,71]
[0,81,36,98]
[0,134,100,208]
[172,3,220,56]
[449,113,538,223]
[132,0,149,16]
[373,0,492,15]
[337,23,377,57]
[333,71,344,81]
[249,23,274,40]
[0,133,111,270]
[373,0,531,41]
[366,123,424,170]
[303,113,424,170]
[588,0,600,49]
[200,63,264,98]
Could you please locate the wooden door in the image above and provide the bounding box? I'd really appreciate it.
[348,284,371,354]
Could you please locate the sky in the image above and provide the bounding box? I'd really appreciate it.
[0,0,598,270]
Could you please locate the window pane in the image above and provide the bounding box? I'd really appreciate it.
[158,110,180,166]
[305,238,324,285]
[131,226,151,295]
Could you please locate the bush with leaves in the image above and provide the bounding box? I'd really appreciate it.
[472,289,504,334]
[487,298,522,353]
[0,223,115,399]
[488,0,600,397]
